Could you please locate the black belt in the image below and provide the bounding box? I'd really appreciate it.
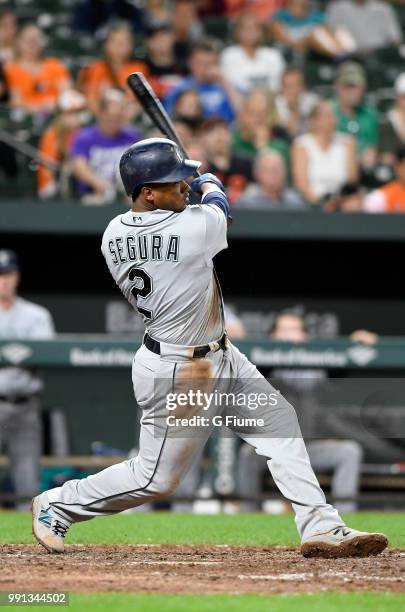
[0,395,34,404]
[143,333,227,358]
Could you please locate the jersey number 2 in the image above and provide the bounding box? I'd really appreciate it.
[129,267,153,319]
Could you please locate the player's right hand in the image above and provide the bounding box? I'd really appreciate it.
[189,173,225,194]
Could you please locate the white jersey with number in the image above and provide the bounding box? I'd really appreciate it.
[101,197,227,345]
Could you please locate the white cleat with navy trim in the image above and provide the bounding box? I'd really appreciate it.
[301,526,388,558]
[32,493,71,553]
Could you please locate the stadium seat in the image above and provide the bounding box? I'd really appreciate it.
[305,59,337,89]
[202,16,231,42]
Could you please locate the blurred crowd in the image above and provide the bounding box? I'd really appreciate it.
[1,0,405,212]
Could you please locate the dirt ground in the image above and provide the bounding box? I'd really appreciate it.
[0,545,404,594]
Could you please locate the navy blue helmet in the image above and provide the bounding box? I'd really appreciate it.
[119,138,201,199]
[0,249,19,274]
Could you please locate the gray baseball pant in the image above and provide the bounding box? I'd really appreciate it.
[47,341,344,541]
[0,397,41,510]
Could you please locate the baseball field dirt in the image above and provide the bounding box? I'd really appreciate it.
[1,544,404,594]
[1,512,404,610]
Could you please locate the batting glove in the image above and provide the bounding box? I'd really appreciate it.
[189,173,225,194]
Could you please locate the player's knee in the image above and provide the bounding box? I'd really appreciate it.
[342,440,363,462]
[147,474,180,499]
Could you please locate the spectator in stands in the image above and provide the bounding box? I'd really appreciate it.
[70,88,142,204]
[145,119,194,151]
[144,23,185,99]
[269,0,354,59]
[164,39,240,123]
[379,73,405,166]
[220,12,285,94]
[232,89,290,164]
[363,145,405,213]
[327,0,402,53]
[200,117,253,204]
[77,22,148,112]
[4,24,71,113]
[237,149,306,209]
[172,120,194,149]
[145,0,171,24]
[171,0,203,70]
[0,249,55,510]
[187,138,209,173]
[37,90,86,199]
[275,67,318,139]
[172,88,204,133]
[0,9,18,63]
[292,100,358,204]
[238,311,363,513]
[331,62,379,169]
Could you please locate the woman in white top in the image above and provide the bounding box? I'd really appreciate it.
[220,12,285,94]
[292,100,358,204]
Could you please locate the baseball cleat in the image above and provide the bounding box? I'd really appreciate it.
[301,526,388,558]
[32,493,71,553]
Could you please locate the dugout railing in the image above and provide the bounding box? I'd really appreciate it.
[2,202,405,241]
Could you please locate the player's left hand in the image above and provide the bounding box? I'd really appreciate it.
[189,173,225,194]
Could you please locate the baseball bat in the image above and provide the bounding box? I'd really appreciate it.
[127,72,200,177]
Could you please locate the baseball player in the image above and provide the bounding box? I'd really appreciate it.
[0,250,55,509]
[32,138,388,558]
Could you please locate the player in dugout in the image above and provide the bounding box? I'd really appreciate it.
[0,250,55,509]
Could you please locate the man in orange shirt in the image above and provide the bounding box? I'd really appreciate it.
[364,146,405,213]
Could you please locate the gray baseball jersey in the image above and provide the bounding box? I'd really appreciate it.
[101,194,227,345]
[0,298,55,395]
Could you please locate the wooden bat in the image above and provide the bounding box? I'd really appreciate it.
[127,72,200,177]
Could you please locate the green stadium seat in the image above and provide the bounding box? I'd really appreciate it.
[202,16,231,43]
[374,90,395,113]
[374,46,405,66]
[395,5,405,29]
[305,59,337,89]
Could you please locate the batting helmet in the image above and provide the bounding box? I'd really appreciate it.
[119,138,201,198]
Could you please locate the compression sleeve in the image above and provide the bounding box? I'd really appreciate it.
[201,189,231,219]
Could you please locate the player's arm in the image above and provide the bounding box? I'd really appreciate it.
[190,173,232,222]
[190,173,230,262]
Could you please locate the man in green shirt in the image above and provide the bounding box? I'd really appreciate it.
[331,61,378,168]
